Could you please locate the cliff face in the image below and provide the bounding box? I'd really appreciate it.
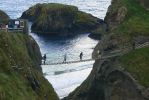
[104,0,127,31]
[21,3,105,39]
[63,58,146,100]
[25,35,42,71]
[105,0,149,36]
[0,31,59,100]
[63,0,149,100]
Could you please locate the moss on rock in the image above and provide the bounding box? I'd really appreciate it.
[120,47,149,88]
[21,3,105,38]
[105,0,149,37]
[64,0,149,100]
[0,30,59,100]
[104,0,149,88]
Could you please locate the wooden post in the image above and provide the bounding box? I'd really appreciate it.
[23,19,29,34]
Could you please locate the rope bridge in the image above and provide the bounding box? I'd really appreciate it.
[42,42,149,65]
[43,59,94,65]
[41,52,124,65]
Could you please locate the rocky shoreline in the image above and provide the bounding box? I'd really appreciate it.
[21,3,106,39]
[0,0,149,99]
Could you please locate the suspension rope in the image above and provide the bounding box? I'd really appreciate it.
[41,42,149,65]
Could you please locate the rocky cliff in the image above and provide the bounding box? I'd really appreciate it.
[21,3,105,39]
[0,11,59,100]
[0,31,59,100]
[63,58,148,100]
[63,0,149,100]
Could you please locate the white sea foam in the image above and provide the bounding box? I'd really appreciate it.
[43,66,92,98]
[0,0,111,19]
[0,0,111,98]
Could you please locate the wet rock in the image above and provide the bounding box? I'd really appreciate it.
[63,57,146,100]
[21,3,105,38]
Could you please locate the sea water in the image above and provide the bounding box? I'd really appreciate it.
[0,0,111,98]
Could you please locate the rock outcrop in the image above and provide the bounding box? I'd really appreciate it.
[63,0,149,100]
[25,35,42,71]
[64,59,146,100]
[104,0,127,31]
[0,30,59,99]
[21,3,105,39]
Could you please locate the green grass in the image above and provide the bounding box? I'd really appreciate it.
[105,0,149,88]
[23,3,99,33]
[120,47,149,87]
[35,3,78,25]
[107,0,149,39]
[0,73,37,100]
[0,31,58,100]
[120,0,148,35]
[76,11,98,26]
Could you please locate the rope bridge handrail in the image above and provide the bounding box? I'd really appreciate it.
[43,59,94,65]
[42,41,149,65]
[42,52,122,65]
[103,41,149,56]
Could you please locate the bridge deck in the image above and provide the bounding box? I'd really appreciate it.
[42,42,149,66]
[43,59,94,65]
[42,53,121,65]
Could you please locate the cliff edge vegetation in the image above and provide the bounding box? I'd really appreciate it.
[0,31,59,100]
[21,3,105,38]
[63,0,149,100]
[104,0,149,89]
[0,10,58,100]
[120,47,149,88]
[105,0,149,37]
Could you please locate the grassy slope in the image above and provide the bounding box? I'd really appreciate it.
[0,31,58,100]
[22,3,99,33]
[28,3,98,25]
[114,0,149,37]
[111,0,149,87]
[31,3,78,26]
[120,47,149,87]
[120,0,149,88]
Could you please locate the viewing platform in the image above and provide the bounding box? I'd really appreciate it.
[0,19,28,34]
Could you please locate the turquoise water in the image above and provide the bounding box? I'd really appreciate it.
[0,0,111,98]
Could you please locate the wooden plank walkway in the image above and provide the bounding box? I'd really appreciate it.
[42,53,122,65]
[44,59,94,65]
[42,42,149,65]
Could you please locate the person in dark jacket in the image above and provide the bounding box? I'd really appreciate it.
[80,52,83,60]
[63,53,67,63]
[43,54,46,65]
